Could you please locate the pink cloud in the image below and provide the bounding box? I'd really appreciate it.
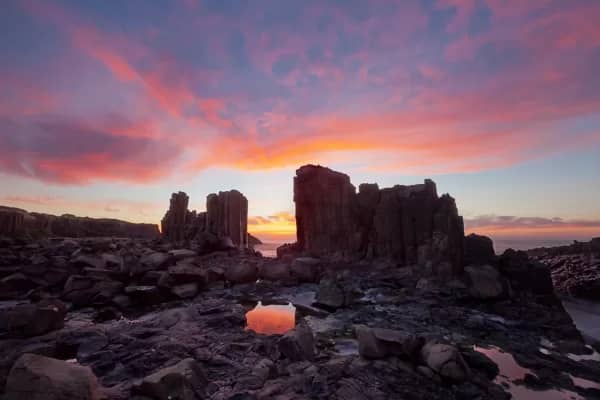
[1,0,597,185]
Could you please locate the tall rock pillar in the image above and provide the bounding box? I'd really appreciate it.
[206,190,248,248]
[161,192,189,241]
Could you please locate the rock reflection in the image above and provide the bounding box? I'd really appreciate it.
[474,345,584,400]
[245,302,296,335]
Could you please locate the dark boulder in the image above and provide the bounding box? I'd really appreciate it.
[4,354,100,400]
[132,358,208,400]
[464,234,496,266]
[499,249,554,295]
[0,299,66,338]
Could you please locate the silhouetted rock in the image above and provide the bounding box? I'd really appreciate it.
[0,207,27,236]
[464,264,506,299]
[499,249,554,295]
[315,279,347,310]
[464,233,496,266]
[5,354,100,400]
[276,242,301,259]
[290,257,321,282]
[277,323,315,361]
[132,358,208,400]
[355,325,424,360]
[258,262,291,282]
[0,299,66,338]
[248,233,262,247]
[206,190,248,248]
[161,190,249,249]
[528,238,600,300]
[294,165,358,256]
[420,342,471,382]
[0,205,159,239]
[291,165,464,274]
[161,192,190,242]
[225,262,258,284]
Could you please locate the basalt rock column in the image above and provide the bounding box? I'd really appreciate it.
[290,164,465,274]
[294,165,358,257]
[161,192,190,241]
[0,207,25,236]
[206,190,248,248]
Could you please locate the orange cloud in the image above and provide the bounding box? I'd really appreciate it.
[248,211,297,243]
[6,0,599,186]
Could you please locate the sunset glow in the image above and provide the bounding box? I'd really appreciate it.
[1,0,598,245]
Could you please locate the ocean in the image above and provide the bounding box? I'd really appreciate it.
[255,239,579,258]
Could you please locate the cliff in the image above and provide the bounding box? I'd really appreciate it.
[0,206,159,239]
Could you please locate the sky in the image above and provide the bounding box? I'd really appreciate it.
[1,0,599,246]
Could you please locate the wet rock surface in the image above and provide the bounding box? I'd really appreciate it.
[0,237,599,399]
[529,238,600,301]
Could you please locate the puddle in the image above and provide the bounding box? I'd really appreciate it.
[245,301,295,335]
[570,375,600,390]
[474,345,584,400]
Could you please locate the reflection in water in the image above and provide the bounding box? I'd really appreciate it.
[254,244,279,258]
[474,346,584,400]
[245,302,296,334]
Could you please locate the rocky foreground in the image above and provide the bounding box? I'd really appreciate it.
[1,236,600,400]
[528,238,600,302]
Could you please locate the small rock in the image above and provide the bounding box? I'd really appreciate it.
[465,265,505,299]
[132,358,208,400]
[225,262,258,284]
[72,254,107,269]
[278,323,315,361]
[258,262,291,282]
[290,257,321,282]
[4,353,100,400]
[140,252,171,271]
[315,279,346,310]
[168,249,197,260]
[464,234,496,266]
[101,253,124,270]
[355,325,386,359]
[420,342,471,382]
[355,325,424,360]
[0,299,66,338]
[171,283,199,299]
[125,285,165,306]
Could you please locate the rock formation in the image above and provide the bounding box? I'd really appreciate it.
[0,206,159,239]
[161,190,249,248]
[206,190,248,248]
[160,192,191,242]
[0,207,26,236]
[528,238,600,300]
[291,165,464,273]
[464,233,496,266]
